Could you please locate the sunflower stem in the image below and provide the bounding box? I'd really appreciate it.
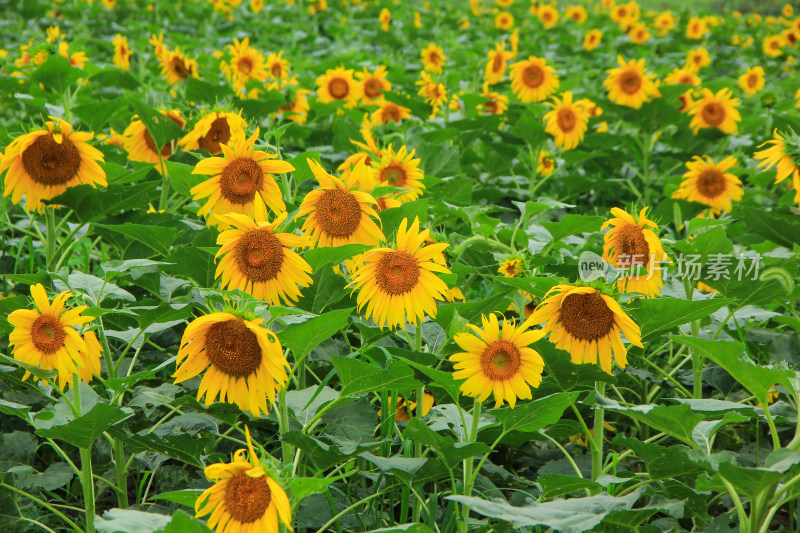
[44,206,57,271]
[684,279,703,399]
[591,381,606,481]
[415,322,422,352]
[157,153,170,212]
[113,436,129,508]
[278,385,293,467]
[412,385,426,523]
[73,377,95,533]
[460,399,482,528]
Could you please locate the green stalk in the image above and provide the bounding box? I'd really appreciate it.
[592,381,606,480]
[73,379,95,533]
[157,152,170,212]
[113,437,129,508]
[683,279,703,399]
[278,386,293,466]
[45,206,57,271]
[412,385,426,523]
[460,399,482,529]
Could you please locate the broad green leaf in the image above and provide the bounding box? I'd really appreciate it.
[278,308,352,359]
[359,452,430,483]
[166,161,203,197]
[96,223,178,257]
[105,428,206,468]
[73,97,125,131]
[281,431,384,470]
[632,298,733,341]
[95,509,170,533]
[163,247,215,287]
[288,477,336,503]
[600,398,704,447]
[151,490,203,508]
[379,200,429,239]
[434,290,513,332]
[403,418,491,469]
[491,392,578,434]
[47,181,160,223]
[332,356,421,397]
[127,98,184,154]
[541,214,604,244]
[37,403,131,449]
[737,205,800,248]
[55,271,135,304]
[30,54,80,94]
[157,511,213,533]
[303,244,370,271]
[538,474,600,499]
[287,151,320,189]
[399,358,463,404]
[184,77,233,104]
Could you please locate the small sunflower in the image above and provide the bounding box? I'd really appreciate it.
[583,29,603,51]
[510,56,559,103]
[371,100,411,125]
[602,207,669,297]
[265,51,290,80]
[687,88,741,135]
[673,156,743,214]
[416,71,448,114]
[762,35,784,58]
[484,42,513,85]
[737,66,765,96]
[215,213,312,305]
[356,66,391,105]
[174,312,289,417]
[450,313,545,408]
[225,37,268,90]
[686,47,711,71]
[495,11,515,29]
[604,56,660,109]
[0,118,106,212]
[7,284,100,390]
[297,159,385,247]
[480,89,509,116]
[538,150,555,176]
[537,5,559,29]
[685,16,707,40]
[664,67,701,86]
[191,129,293,227]
[381,391,434,421]
[315,65,361,105]
[112,34,132,70]
[180,111,247,155]
[122,109,186,171]
[379,7,391,31]
[498,256,524,277]
[159,47,199,85]
[529,285,643,374]
[349,217,451,330]
[420,43,446,74]
[195,427,292,533]
[566,5,587,23]
[754,129,800,206]
[371,144,425,203]
[277,89,311,125]
[543,91,589,151]
[58,42,87,68]
[654,10,676,34]
[629,22,650,44]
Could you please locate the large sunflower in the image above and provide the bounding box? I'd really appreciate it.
[371,144,425,203]
[315,66,361,105]
[191,129,293,227]
[754,129,800,206]
[215,212,312,305]
[158,47,199,85]
[7,284,100,390]
[122,109,186,171]
[195,427,292,533]
[603,56,660,109]
[529,285,643,374]
[297,159,385,247]
[349,217,451,330]
[420,43,446,74]
[673,156,743,214]
[180,111,247,155]
[687,88,741,135]
[484,42,513,85]
[543,91,589,151]
[602,207,669,297]
[356,66,391,105]
[509,56,559,103]
[0,118,106,212]
[174,312,289,417]
[450,313,545,408]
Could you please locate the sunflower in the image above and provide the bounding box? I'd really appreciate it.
[191,129,292,227]
[450,313,545,408]
[654,10,676,34]
[316,65,361,105]
[297,159,384,248]
[195,426,292,533]
[215,212,312,305]
[371,100,411,125]
[566,5,587,23]
[484,42,512,85]
[226,38,267,90]
[529,285,643,374]
[737,66,765,96]
[604,56,660,109]
[686,47,711,72]
[371,144,425,203]
[538,150,555,176]
[510,56,559,103]
[498,257,524,277]
[687,88,741,135]
[349,217,451,330]
[7,284,100,390]
[629,22,650,44]
[420,43,446,74]
[123,110,185,172]
[754,129,800,207]
[673,156,743,214]
[664,67,701,86]
[277,89,311,125]
[112,34,132,70]
[381,392,435,421]
[762,35,784,57]
[174,312,288,417]
[356,66,391,105]
[685,16,707,39]
[265,51,290,81]
[180,111,246,155]
[58,42,87,68]
[416,71,448,115]
[583,29,603,51]
[602,207,669,297]
[0,118,107,212]
[480,89,509,116]
[159,47,199,85]
[544,91,589,151]
[495,11,514,29]
[537,5,559,29]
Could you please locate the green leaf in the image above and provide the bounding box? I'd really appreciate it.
[632,298,733,341]
[399,358,463,404]
[365,525,436,533]
[737,205,800,248]
[151,490,203,508]
[95,509,170,533]
[95,223,178,257]
[105,428,205,468]
[56,271,135,304]
[73,97,125,131]
[37,403,130,449]
[47,181,160,223]
[157,511,213,533]
[163,246,216,287]
[288,477,336,503]
[538,474,600,499]
[166,161,202,198]
[359,452,429,483]
[303,244,370,271]
[379,200,429,239]
[184,78,233,104]
[541,214,604,244]
[233,92,286,120]
[278,308,352,359]
[127,98,184,153]
[600,398,704,447]
[403,418,491,469]
[434,290,513,332]
[30,54,80,94]
[491,392,578,434]
[332,356,421,397]
[287,151,320,189]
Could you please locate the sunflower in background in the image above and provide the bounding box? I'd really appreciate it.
[544,91,589,151]
[654,10,676,35]
[381,392,435,422]
[583,29,603,51]
[191,129,293,227]
[159,47,199,85]
[498,256,524,277]
[450,313,545,408]
[349,217,451,330]
[537,4,559,29]
[754,129,800,207]
[687,88,741,135]
[495,11,514,29]
[538,150,556,177]
[112,34,132,70]
[685,16,707,39]
[58,42,87,68]
[484,42,513,85]
[371,100,411,126]
[379,7,391,31]
[664,67,701,86]
[762,35,784,57]
[415,71,448,117]
[277,88,311,125]
[420,43,446,74]
[357,66,391,105]
[316,65,361,106]
[604,56,660,109]
[371,144,425,203]
[180,111,247,155]
[686,47,711,72]
[7,284,101,391]
[673,156,743,214]
[0,117,106,212]
[510,56,559,103]
[565,5,587,23]
[223,38,268,90]
[529,285,643,374]
[265,51,290,81]
[123,109,185,173]
[737,66,765,96]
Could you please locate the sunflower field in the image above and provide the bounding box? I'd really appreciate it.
[2,0,800,532]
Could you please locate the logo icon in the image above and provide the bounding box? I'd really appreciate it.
[579,251,611,282]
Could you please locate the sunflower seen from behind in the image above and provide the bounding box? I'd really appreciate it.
[509,56,559,103]
[673,156,743,214]
[0,117,106,212]
[529,285,643,374]
[180,111,246,155]
[544,91,589,151]
[604,56,660,109]
[450,313,545,408]
[349,217,451,330]
[191,129,292,227]
[687,88,741,135]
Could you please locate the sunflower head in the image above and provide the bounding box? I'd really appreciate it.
[673,156,743,214]
[371,144,426,203]
[603,56,660,109]
[687,88,741,135]
[315,65,361,105]
[158,47,199,85]
[498,256,525,277]
[180,111,247,154]
[420,43,446,74]
[543,91,589,151]
[510,56,559,103]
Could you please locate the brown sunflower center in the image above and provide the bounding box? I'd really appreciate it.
[679,75,693,84]
[328,78,350,99]
[428,52,441,65]
[376,250,420,295]
[143,114,184,157]
[223,470,272,524]
[237,57,253,75]
[21,133,81,186]
[701,102,725,126]
[204,319,262,377]
[376,196,389,211]
[522,64,544,88]
[619,71,642,95]
[747,74,758,88]
[31,315,66,354]
[169,56,190,79]
[557,108,576,133]
[364,79,383,98]
[696,168,726,198]
[485,101,500,114]
[492,54,503,73]
[197,117,232,154]
[382,105,401,123]
[234,228,285,282]
[559,291,615,342]
[219,158,264,205]
[380,164,407,187]
[480,339,522,381]
[315,188,362,238]
[614,224,650,267]
[270,62,282,77]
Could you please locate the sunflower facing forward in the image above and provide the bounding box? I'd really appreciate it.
[191,129,293,227]
[604,56,660,109]
[484,42,513,85]
[0,117,106,212]
[349,217,451,330]
[510,56,559,103]
[687,88,741,135]
[7,284,101,390]
[195,426,292,533]
[420,43,446,74]
[529,285,643,374]
[754,129,800,206]
[180,111,247,154]
[174,312,289,417]
[737,66,765,96]
[544,91,589,150]
[215,213,312,305]
[673,156,743,214]
[371,144,425,203]
[450,314,545,408]
[158,47,199,85]
[315,66,361,105]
